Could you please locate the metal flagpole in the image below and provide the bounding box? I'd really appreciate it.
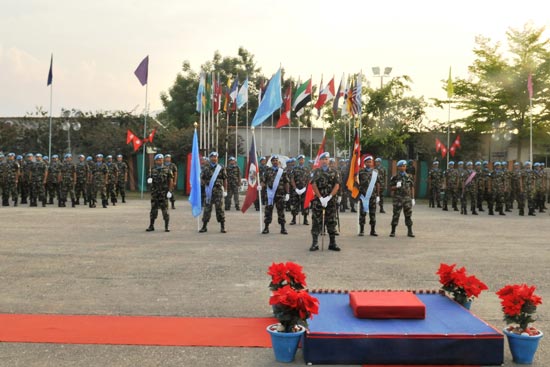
[216,73,220,151]
[141,82,148,199]
[235,100,239,162]
[246,74,249,157]
[447,101,451,163]
[48,76,53,159]
[270,115,274,154]
[529,95,533,163]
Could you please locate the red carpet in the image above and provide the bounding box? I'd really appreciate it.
[0,314,276,347]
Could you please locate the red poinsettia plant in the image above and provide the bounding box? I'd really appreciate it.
[436,263,488,306]
[496,284,542,336]
[268,262,319,333]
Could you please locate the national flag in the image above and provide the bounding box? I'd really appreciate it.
[251,68,282,127]
[126,130,136,145]
[258,79,266,103]
[292,79,312,116]
[146,128,157,144]
[189,128,202,217]
[346,128,360,199]
[213,73,222,114]
[303,133,327,208]
[223,76,232,113]
[47,54,53,86]
[341,77,350,117]
[354,74,362,115]
[132,137,144,152]
[229,78,239,103]
[241,135,259,213]
[452,135,461,149]
[449,145,456,157]
[205,73,212,112]
[446,66,454,99]
[134,56,149,86]
[332,74,344,117]
[196,72,206,113]
[527,73,533,100]
[276,86,292,128]
[347,75,362,116]
[440,144,447,159]
[435,138,442,152]
[237,77,248,109]
[314,77,335,117]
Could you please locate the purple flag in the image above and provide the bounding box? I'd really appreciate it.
[47,54,53,86]
[134,56,149,86]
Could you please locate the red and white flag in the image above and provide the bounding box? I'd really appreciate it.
[126,130,136,144]
[435,138,442,152]
[303,133,327,208]
[314,77,335,117]
[276,86,292,128]
[241,135,259,213]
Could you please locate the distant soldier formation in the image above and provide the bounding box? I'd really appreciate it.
[427,160,548,216]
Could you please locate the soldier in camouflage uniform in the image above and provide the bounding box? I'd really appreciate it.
[255,156,268,211]
[474,162,485,212]
[309,152,341,251]
[534,163,545,213]
[389,160,415,238]
[58,153,77,207]
[20,153,34,204]
[491,161,507,215]
[199,152,227,233]
[339,159,352,212]
[289,154,309,225]
[284,158,295,212]
[443,161,459,211]
[89,154,109,208]
[2,153,20,206]
[29,153,48,207]
[460,161,478,215]
[509,162,524,214]
[105,155,119,206]
[357,156,380,237]
[224,156,241,211]
[146,154,173,232]
[46,154,61,204]
[16,155,23,200]
[501,161,513,212]
[0,153,5,202]
[481,161,494,215]
[116,154,128,203]
[164,154,178,209]
[261,155,290,235]
[427,160,443,208]
[75,154,88,205]
[522,161,537,216]
[375,158,387,213]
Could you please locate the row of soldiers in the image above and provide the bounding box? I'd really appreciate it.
[427,160,548,216]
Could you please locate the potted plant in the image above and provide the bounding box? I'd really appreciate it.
[266,262,319,363]
[436,263,488,309]
[496,284,543,364]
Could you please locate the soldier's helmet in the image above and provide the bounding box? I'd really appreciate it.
[494,162,501,167]
[65,153,72,159]
[475,161,481,166]
[52,154,59,159]
[154,153,164,160]
[448,161,455,166]
[86,156,93,161]
[36,153,43,158]
[43,156,49,160]
[16,155,23,160]
[96,154,103,158]
[533,162,540,168]
[209,152,218,158]
[397,160,407,167]
[375,157,382,163]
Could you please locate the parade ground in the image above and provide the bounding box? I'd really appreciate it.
[0,197,548,366]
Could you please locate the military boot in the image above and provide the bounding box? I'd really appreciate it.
[303,214,309,225]
[71,200,76,208]
[102,199,108,208]
[21,197,27,204]
[220,222,226,233]
[290,215,297,225]
[199,222,208,232]
[519,208,524,216]
[471,209,478,215]
[370,225,378,237]
[488,207,494,215]
[528,208,536,216]
[2,198,8,206]
[262,224,269,234]
[442,203,448,211]
[165,219,170,232]
[379,204,385,214]
[42,199,47,207]
[171,201,175,210]
[48,197,54,205]
[146,219,155,232]
[121,195,126,203]
[499,209,506,216]
[111,198,116,206]
[389,225,396,237]
[309,234,319,251]
[13,198,18,207]
[280,224,288,235]
[358,224,365,236]
[407,225,415,238]
[328,235,341,251]
[75,199,80,205]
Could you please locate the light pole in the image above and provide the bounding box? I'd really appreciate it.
[61,110,81,155]
[372,67,392,88]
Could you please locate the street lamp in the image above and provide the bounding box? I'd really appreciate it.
[61,110,81,155]
[372,66,392,88]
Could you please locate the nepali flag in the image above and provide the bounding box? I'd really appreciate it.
[314,77,335,117]
[127,130,136,144]
[452,135,461,149]
[440,143,447,159]
[241,135,259,213]
[132,137,144,152]
[435,138,442,152]
[276,86,292,128]
[303,133,327,209]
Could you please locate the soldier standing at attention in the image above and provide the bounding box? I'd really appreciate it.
[89,154,109,208]
[284,158,295,212]
[0,153,5,203]
[534,162,546,213]
[105,155,119,206]
[255,156,267,211]
[374,158,387,213]
[85,156,94,205]
[146,154,173,232]
[309,152,340,251]
[224,156,241,211]
[199,152,227,233]
[443,161,459,211]
[58,153,77,207]
[164,154,178,209]
[427,160,442,208]
[46,154,60,205]
[116,154,128,203]
[20,153,34,205]
[522,161,537,216]
[389,160,415,238]
[260,155,290,235]
[75,154,88,205]
[4,153,20,206]
[290,154,310,225]
[474,162,485,212]
[491,162,507,215]
[510,162,523,214]
[357,156,380,237]
[29,153,48,207]
[461,161,478,215]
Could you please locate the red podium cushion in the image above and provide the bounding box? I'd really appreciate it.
[349,291,426,319]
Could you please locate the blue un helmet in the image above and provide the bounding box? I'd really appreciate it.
[154,153,164,160]
[52,154,59,159]
[494,161,501,167]
[209,151,218,158]
[375,157,382,163]
[43,156,49,161]
[86,156,93,161]
[319,152,330,159]
[475,161,481,166]
[35,153,42,158]
[296,154,305,160]
[533,162,540,168]
[16,155,23,160]
[397,159,407,167]
[96,154,103,158]
[457,161,464,166]
[286,158,295,164]
[466,161,473,166]
[448,161,455,166]
[64,153,72,159]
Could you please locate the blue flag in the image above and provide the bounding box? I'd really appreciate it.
[196,72,205,113]
[134,56,149,86]
[236,77,248,109]
[189,128,202,217]
[251,69,282,127]
[47,54,53,86]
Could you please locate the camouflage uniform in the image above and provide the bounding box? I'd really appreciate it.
[261,162,290,234]
[3,156,20,206]
[534,165,546,212]
[389,166,415,237]
[443,164,459,211]
[482,163,494,215]
[200,160,227,232]
[502,164,513,212]
[0,155,5,202]
[357,164,380,236]
[491,164,507,215]
[116,158,128,203]
[20,156,34,204]
[510,164,524,214]
[460,165,478,215]
[289,160,310,224]
[75,158,89,205]
[89,157,109,208]
[256,159,268,210]
[309,159,341,251]
[46,157,61,204]
[474,164,485,212]
[30,157,48,207]
[339,161,351,212]
[165,161,177,209]
[522,165,537,215]
[86,158,95,205]
[375,159,387,213]
[146,160,173,231]
[105,158,119,205]
[427,164,443,208]
[224,160,241,211]
[58,158,76,207]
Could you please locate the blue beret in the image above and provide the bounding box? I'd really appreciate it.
[483,161,488,165]
[86,156,92,161]
[106,155,112,159]
[296,154,305,160]
[165,154,171,158]
[375,157,382,162]
[117,154,122,158]
[154,154,164,160]
[95,154,103,158]
[16,155,23,160]
[433,161,439,165]
[79,154,85,158]
[363,155,373,161]
[397,160,407,167]
[43,156,49,160]
[448,161,455,165]
[475,161,481,166]
[524,161,531,166]
[494,162,501,166]
[513,162,520,166]
[319,152,330,159]
[26,153,33,157]
[286,158,295,164]
[8,152,15,157]
[209,151,218,157]
[260,156,266,161]
[64,153,72,159]
[501,161,507,166]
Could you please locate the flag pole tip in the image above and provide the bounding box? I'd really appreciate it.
[194,122,198,128]
[251,127,255,131]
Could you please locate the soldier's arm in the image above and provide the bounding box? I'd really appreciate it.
[330,183,340,197]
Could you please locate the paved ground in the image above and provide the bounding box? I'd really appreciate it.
[0,195,547,366]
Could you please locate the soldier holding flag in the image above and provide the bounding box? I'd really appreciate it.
[260,155,290,235]
[199,152,227,233]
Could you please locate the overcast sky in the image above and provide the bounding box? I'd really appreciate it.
[1,0,548,121]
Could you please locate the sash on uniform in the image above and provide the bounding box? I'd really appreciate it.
[267,168,283,206]
[359,170,378,213]
[205,164,222,205]
[464,171,476,187]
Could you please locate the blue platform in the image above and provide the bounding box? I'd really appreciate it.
[303,292,504,365]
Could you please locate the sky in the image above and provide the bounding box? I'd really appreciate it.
[1,0,549,122]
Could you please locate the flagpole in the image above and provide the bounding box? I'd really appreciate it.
[225,108,229,165]
[141,82,148,199]
[447,101,451,163]
[251,128,263,233]
[246,74,249,157]
[48,77,53,160]
[235,102,239,162]
[529,95,533,163]
[216,73,220,151]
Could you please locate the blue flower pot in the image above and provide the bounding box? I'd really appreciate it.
[266,324,305,363]
[503,328,543,364]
